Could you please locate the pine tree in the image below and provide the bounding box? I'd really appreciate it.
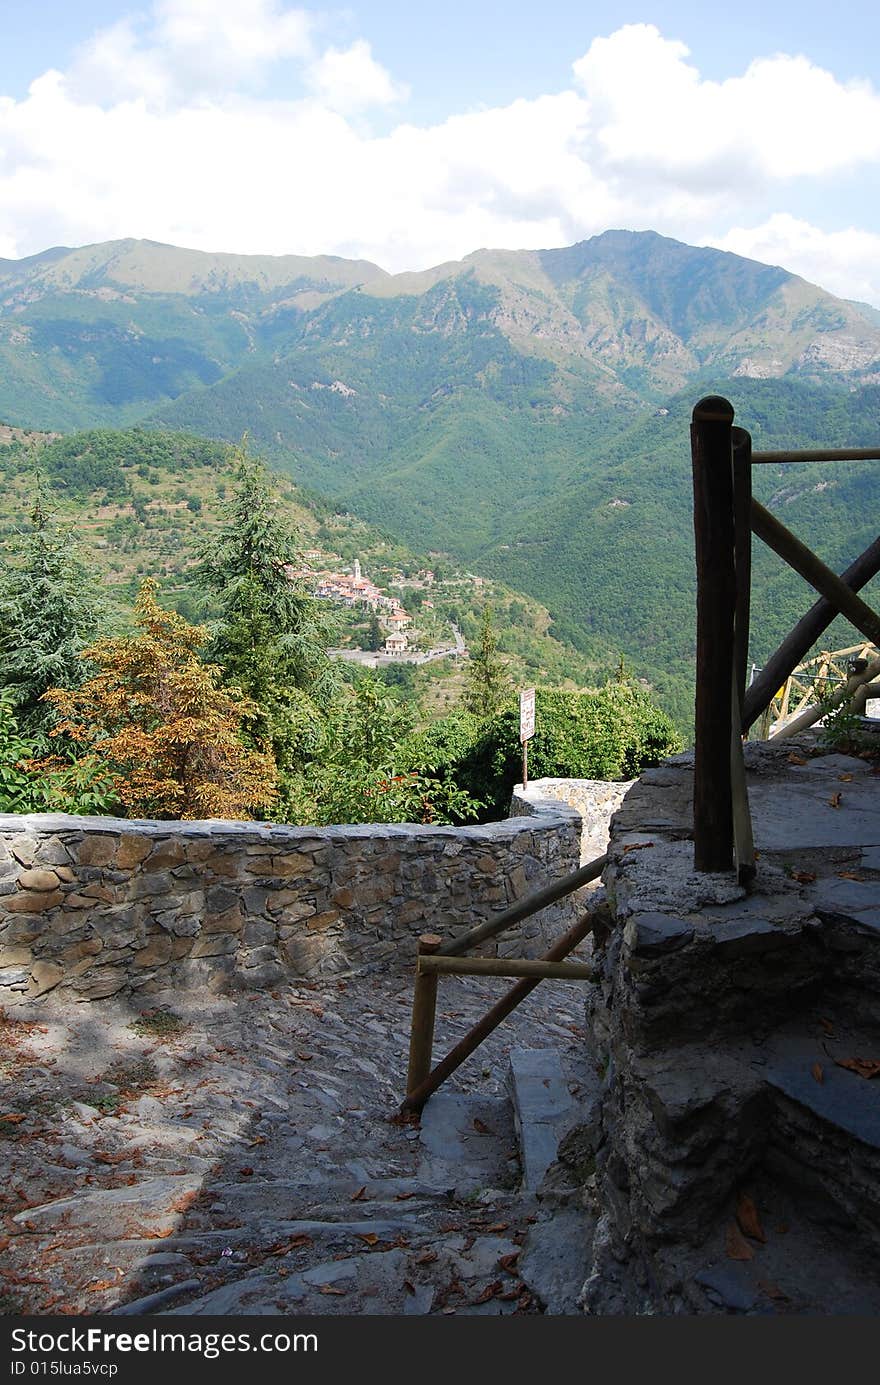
[366,612,383,651]
[463,605,512,719]
[194,444,337,768]
[0,481,103,734]
[44,579,276,820]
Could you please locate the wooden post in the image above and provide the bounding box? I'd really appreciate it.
[732,427,753,714]
[691,396,736,872]
[405,934,442,1100]
[402,906,599,1114]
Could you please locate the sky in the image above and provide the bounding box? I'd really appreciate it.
[2,0,880,305]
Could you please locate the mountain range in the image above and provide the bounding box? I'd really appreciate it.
[2,229,879,725]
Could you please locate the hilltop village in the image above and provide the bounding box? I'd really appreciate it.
[286,555,462,663]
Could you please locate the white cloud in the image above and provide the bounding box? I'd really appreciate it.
[1,13,880,304]
[305,39,408,113]
[573,24,880,186]
[715,214,880,308]
[67,0,315,105]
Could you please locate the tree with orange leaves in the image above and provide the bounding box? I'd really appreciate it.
[43,579,277,821]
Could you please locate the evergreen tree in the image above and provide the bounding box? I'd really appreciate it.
[0,482,103,734]
[45,579,276,821]
[194,444,337,769]
[366,612,383,651]
[463,605,512,719]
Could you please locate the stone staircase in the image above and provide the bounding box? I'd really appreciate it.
[8,1028,601,1317]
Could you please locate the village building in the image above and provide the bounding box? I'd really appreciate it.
[385,632,408,655]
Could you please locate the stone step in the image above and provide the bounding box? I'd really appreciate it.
[506,1048,600,1192]
[518,1208,596,1314]
[417,1092,519,1194]
[762,1020,880,1248]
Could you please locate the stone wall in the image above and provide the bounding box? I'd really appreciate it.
[510,777,633,863]
[578,742,880,1314]
[0,799,581,1004]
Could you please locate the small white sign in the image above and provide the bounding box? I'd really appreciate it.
[520,687,536,743]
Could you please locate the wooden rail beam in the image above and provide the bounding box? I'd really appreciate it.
[741,536,880,731]
[751,500,880,648]
[437,854,607,958]
[418,956,594,981]
[401,907,598,1114]
[752,447,880,464]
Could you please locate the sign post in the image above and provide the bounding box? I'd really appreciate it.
[519,687,536,788]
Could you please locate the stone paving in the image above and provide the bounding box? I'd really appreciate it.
[0,955,598,1317]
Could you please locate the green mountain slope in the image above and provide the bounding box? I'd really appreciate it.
[2,230,879,728]
[478,380,880,726]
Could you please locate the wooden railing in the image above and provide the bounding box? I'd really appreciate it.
[691,395,880,880]
[401,854,606,1113]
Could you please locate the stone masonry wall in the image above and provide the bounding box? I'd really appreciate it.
[510,778,633,863]
[0,799,582,1004]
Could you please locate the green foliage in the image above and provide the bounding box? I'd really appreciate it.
[0,483,104,732]
[0,693,118,814]
[463,605,512,719]
[366,612,383,651]
[278,674,481,826]
[194,444,338,766]
[411,684,682,819]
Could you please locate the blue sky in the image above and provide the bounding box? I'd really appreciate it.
[2,1,880,304]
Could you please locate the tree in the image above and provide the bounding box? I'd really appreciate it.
[366,612,383,651]
[194,444,337,769]
[463,605,512,719]
[282,674,479,826]
[0,482,103,733]
[43,579,276,820]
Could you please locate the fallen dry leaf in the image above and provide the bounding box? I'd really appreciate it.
[838,773,854,782]
[415,1250,438,1265]
[499,1283,524,1301]
[787,753,807,765]
[622,841,655,854]
[319,1285,347,1296]
[473,1280,503,1304]
[296,1052,313,1062]
[834,1056,880,1079]
[350,1185,367,1202]
[268,1234,312,1255]
[791,870,816,884]
[828,792,842,809]
[472,1118,494,1135]
[758,1280,790,1302]
[394,1191,417,1201]
[403,1279,416,1295]
[725,1222,755,1261]
[736,1192,766,1243]
[811,1062,824,1084]
[248,1136,267,1148]
[499,1251,521,1274]
[238,1166,254,1177]
[356,1233,380,1246]
[837,871,865,882]
[0,1114,27,1125]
